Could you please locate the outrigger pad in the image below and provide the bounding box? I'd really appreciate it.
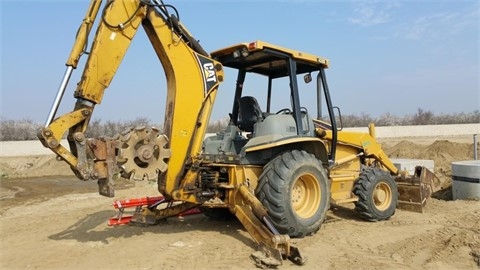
[251,243,283,268]
[288,246,307,265]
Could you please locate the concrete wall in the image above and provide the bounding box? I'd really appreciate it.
[342,123,479,138]
[1,123,478,157]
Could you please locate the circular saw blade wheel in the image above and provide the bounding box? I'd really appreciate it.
[118,127,172,181]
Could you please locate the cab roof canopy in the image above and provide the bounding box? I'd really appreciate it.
[211,40,330,79]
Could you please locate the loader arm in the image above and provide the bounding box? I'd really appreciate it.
[321,125,440,213]
[38,0,223,198]
[322,129,399,175]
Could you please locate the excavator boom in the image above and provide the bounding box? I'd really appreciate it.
[38,0,223,198]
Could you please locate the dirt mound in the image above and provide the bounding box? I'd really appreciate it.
[387,139,473,161]
[424,140,474,172]
[385,140,421,160]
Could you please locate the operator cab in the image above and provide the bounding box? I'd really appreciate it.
[203,41,339,164]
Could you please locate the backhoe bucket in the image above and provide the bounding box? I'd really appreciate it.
[395,166,441,213]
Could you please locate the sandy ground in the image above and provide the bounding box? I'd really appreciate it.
[0,135,479,269]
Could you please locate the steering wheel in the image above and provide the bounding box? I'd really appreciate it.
[276,108,292,114]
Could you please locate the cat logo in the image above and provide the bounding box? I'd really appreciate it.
[196,54,218,94]
[203,63,217,83]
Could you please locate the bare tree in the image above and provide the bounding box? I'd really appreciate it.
[1,109,479,141]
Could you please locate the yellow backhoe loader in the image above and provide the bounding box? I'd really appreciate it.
[38,0,440,267]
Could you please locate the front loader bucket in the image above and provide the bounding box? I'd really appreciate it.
[395,166,441,213]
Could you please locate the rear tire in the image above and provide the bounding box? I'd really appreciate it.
[353,168,398,221]
[256,150,330,238]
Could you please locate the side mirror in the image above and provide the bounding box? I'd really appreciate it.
[304,73,312,83]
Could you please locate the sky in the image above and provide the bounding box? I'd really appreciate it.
[1,0,479,124]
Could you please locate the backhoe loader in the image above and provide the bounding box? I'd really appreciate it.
[38,0,440,267]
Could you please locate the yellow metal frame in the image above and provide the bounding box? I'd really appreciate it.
[211,40,330,68]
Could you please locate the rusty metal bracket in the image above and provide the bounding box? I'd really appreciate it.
[87,138,119,197]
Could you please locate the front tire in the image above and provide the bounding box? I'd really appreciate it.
[256,150,330,238]
[353,168,398,221]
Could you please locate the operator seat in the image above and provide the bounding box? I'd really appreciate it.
[237,96,263,132]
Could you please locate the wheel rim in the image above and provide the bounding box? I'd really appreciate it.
[373,181,392,211]
[291,173,321,219]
